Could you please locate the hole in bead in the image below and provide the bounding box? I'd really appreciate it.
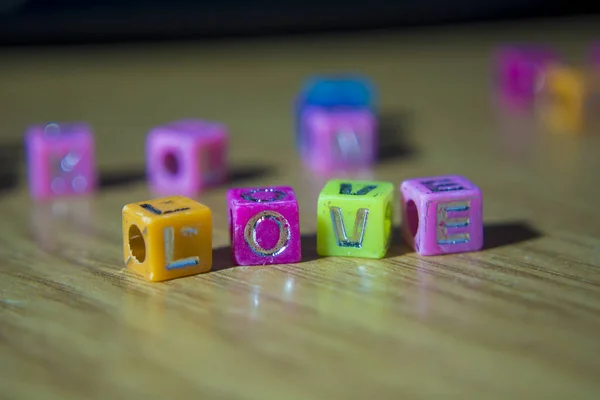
[163,152,179,175]
[128,224,146,263]
[406,200,419,237]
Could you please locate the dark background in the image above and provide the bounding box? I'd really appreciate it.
[0,0,597,45]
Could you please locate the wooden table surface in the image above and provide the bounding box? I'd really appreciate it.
[1,16,600,400]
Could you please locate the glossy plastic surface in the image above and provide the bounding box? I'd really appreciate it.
[317,179,394,259]
[227,186,302,266]
[400,175,483,256]
[122,195,213,282]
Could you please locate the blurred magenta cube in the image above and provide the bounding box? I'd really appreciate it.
[494,46,559,110]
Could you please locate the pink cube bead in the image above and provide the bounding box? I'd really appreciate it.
[494,46,559,110]
[300,106,377,173]
[25,122,97,200]
[400,175,483,256]
[227,186,301,266]
[146,119,228,196]
[591,43,600,69]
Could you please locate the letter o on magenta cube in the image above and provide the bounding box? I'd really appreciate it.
[400,175,483,256]
[146,119,228,196]
[24,122,97,200]
[227,186,301,266]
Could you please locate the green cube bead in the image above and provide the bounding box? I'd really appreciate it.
[316,179,394,259]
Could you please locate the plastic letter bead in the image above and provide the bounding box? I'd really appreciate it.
[317,179,394,259]
[299,107,377,173]
[592,43,600,69]
[400,175,483,256]
[122,195,212,282]
[587,48,600,128]
[539,65,586,134]
[227,186,301,266]
[24,122,97,200]
[146,119,228,196]
[494,46,558,110]
[295,75,378,172]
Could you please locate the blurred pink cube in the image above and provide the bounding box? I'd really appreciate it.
[146,119,228,196]
[299,106,377,173]
[591,43,600,68]
[25,122,97,200]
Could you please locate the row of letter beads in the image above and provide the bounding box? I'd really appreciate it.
[122,175,483,282]
[24,119,229,200]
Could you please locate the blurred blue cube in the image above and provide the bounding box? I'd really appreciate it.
[297,74,376,108]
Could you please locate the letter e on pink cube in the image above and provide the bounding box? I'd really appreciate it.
[227,186,301,266]
[147,119,228,196]
[25,122,97,200]
[400,175,483,256]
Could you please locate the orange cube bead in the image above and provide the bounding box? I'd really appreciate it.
[538,64,587,134]
[122,196,212,282]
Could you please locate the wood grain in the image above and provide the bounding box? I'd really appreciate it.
[1,16,600,400]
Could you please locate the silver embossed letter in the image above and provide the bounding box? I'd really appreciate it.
[339,183,377,196]
[334,129,361,161]
[421,178,464,193]
[329,207,369,248]
[244,210,290,256]
[163,226,201,270]
[436,201,470,245]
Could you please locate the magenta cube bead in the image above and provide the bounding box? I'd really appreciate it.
[494,46,558,109]
[227,186,302,266]
[300,106,377,173]
[25,122,97,200]
[400,175,483,256]
[146,119,228,196]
